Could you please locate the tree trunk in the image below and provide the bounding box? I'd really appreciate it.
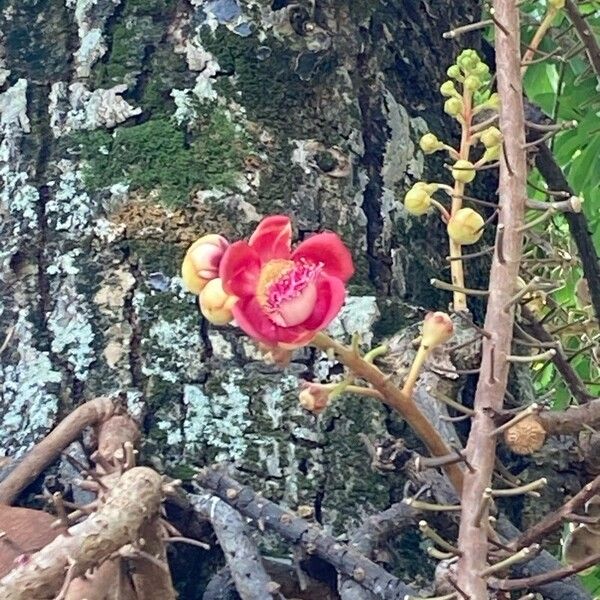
[0,0,484,594]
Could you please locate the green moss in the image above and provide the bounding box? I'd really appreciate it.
[72,109,251,206]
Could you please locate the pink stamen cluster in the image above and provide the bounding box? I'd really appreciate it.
[266,259,323,311]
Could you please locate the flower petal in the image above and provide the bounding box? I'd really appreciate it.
[300,274,346,331]
[249,215,293,261]
[292,232,354,282]
[232,296,279,344]
[219,241,260,298]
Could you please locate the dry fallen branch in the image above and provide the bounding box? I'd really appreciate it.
[0,467,163,599]
[190,493,279,600]
[195,467,415,600]
[340,501,419,600]
[0,396,117,505]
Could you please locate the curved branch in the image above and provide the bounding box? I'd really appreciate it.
[565,0,600,81]
[0,397,117,505]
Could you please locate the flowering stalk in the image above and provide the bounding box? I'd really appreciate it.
[311,331,464,493]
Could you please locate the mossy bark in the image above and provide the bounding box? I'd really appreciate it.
[1,0,486,596]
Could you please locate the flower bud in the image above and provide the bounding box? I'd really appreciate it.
[451,159,476,183]
[419,133,443,154]
[474,62,490,78]
[480,126,503,148]
[548,0,565,8]
[199,278,237,325]
[447,208,485,245]
[487,92,501,111]
[299,384,329,414]
[444,97,463,117]
[457,49,480,72]
[181,234,229,295]
[404,183,433,216]
[446,65,461,80]
[440,81,459,97]
[421,311,454,349]
[483,145,501,162]
[464,75,481,92]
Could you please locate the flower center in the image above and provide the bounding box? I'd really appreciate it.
[257,258,322,327]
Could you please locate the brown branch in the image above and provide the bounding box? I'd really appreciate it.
[0,396,117,505]
[0,467,163,599]
[455,1,529,595]
[190,493,279,600]
[519,306,595,404]
[311,333,464,494]
[513,473,600,549]
[565,0,600,81]
[195,467,416,600]
[538,398,600,435]
[490,551,600,590]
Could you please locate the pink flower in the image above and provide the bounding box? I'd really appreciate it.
[219,216,354,347]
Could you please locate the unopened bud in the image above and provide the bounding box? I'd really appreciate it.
[421,311,454,349]
[447,207,485,245]
[480,126,503,148]
[404,183,432,216]
[199,278,237,325]
[483,144,501,162]
[451,159,476,183]
[299,384,330,414]
[464,75,481,92]
[181,234,229,295]
[444,97,464,117]
[487,92,501,111]
[419,133,443,154]
[440,81,459,98]
[548,0,565,9]
[447,65,462,80]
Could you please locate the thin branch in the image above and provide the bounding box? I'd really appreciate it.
[565,0,600,80]
[455,0,529,595]
[490,551,600,590]
[530,127,600,324]
[513,473,600,548]
[519,306,595,404]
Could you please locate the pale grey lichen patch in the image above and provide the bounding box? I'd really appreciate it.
[141,315,205,383]
[327,295,380,347]
[66,0,122,77]
[207,331,234,360]
[47,283,96,380]
[46,161,93,231]
[0,79,30,133]
[49,83,141,136]
[182,372,252,461]
[0,310,61,457]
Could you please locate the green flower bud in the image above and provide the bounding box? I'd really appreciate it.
[447,65,461,80]
[404,183,432,216]
[464,75,481,92]
[447,208,485,245]
[548,0,565,8]
[451,159,476,183]
[474,62,490,78]
[487,92,501,111]
[419,133,443,154]
[457,49,480,72]
[440,80,459,97]
[483,145,501,162]
[480,126,503,148]
[444,97,464,117]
